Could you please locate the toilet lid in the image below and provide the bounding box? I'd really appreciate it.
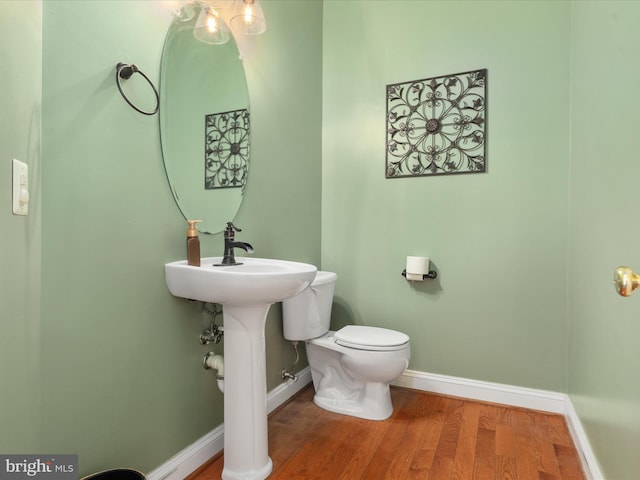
[334,325,409,351]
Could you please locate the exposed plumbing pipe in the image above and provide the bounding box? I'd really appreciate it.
[281,341,300,383]
[203,353,225,393]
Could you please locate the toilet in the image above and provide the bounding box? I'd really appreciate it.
[282,271,410,420]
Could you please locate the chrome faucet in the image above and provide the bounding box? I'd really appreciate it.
[215,222,253,266]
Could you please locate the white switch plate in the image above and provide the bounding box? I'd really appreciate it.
[12,159,29,216]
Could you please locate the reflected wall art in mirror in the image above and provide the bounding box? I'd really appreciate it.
[160,2,250,234]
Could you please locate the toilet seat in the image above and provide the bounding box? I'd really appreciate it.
[334,325,410,351]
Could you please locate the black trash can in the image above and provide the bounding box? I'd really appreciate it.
[81,469,145,480]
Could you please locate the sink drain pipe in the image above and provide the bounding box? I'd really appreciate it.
[203,353,225,393]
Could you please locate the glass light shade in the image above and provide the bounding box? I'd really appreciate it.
[193,5,230,45]
[230,0,266,35]
[174,1,197,22]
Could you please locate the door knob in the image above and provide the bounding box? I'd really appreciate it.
[614,266,640,296]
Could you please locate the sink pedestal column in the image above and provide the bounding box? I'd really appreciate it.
[221,304,273,480]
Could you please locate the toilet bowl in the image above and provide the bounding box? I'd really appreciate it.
[282,271,410,420]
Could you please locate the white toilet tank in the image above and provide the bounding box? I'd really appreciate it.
[282,271,337,341]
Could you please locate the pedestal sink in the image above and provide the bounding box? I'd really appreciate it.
[164,257,317,480]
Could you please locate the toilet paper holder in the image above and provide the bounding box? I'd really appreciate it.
[402,269,437,280]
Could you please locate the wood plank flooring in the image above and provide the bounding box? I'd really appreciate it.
[190,385,585,480]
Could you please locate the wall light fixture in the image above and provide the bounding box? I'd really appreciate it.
[193,4,230,45]
[229,0,267,35]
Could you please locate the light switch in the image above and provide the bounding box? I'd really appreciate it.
[12,159,28,216]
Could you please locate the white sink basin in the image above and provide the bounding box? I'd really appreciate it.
[164,256,317,306]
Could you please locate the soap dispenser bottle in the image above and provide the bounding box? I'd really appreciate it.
[186,220,202,266]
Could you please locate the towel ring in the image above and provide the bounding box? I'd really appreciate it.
[115,62,159,116]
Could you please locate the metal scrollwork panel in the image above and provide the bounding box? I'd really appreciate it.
[205,109,250,190]
[386,69,487,178]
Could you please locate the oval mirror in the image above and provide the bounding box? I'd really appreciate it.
[159,4,250,234]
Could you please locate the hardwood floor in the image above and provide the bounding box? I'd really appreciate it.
[191,385,586,480]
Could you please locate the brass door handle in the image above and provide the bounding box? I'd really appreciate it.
[614,266,640,296]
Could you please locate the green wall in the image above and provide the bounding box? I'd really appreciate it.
[41,2,202,471]
[322,0,571,392]
[321,1,640,477]
[568,2,640,478]
[4,0,640,478]
[0,0,42,454]
[41,0,320,475]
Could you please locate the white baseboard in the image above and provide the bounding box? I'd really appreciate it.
[146,367,312,480]
[392,369,566,413]
[393,369,603,480]
[146,424,225,480]
[564,396,604,480]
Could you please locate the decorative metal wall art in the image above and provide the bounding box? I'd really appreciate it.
[205,109,250,189]
[386,69,487,178]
